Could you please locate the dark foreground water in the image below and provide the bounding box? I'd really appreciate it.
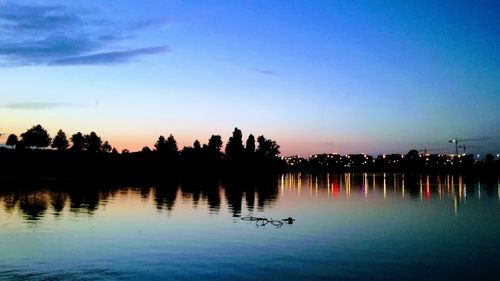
[1,173,499,281]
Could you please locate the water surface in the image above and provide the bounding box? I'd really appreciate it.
[1,173,499,280]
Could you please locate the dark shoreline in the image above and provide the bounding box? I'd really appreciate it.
[0,148,498,183]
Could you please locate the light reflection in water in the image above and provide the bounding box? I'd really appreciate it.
[393,173,397,193]
[314,176,318,197]
[419,175,423,201]
[278,173,497,216]
[1,174,500,281]
[402,174,405,198]
[372,174,376,193]
[1,174,498,222]
[345,173,351,199]
[477,180,481,200]
[363,173,368,201]
[383,173,387,199]
[438,176,442,200]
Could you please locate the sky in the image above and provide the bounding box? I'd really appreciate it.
[0,0,499,157]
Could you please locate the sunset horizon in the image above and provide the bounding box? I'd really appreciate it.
[1,0,498,157]
[1,1,500,280]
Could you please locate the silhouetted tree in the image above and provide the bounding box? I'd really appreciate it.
[154,135,166,152]
[485,154,494,164]
[181,140,202,168]
[6,134,17,147]
[101,141,112,153]
[141,146,152,153]
[208,135,223,152]
[202,135,224,168]
[225,128,244,160]
[20,125,51,149]
[51,129,69,150]
[404,149,421,171]
[256,135,280,158]
[407,149,419,159]
[246,134,255,153]
[186,140,202,155]
[165,134,178,154]
[85,132,102,153]
[193,140,201,151]
[71,132,86,151]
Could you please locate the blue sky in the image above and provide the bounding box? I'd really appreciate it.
[0,0,499,156]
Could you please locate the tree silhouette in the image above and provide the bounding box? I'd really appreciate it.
[256,135,280,158]
[51,129,69,150]
[404,149,421,171]
[225,128,244,160]
[485,154,494,164]
[102,141,112,153]
[407,149,419,159]
[85,132,102,153]
[6,134,18,147]
[0,124,290,176]
[20,125,51,149]
[246,134,255,153]
[181,140,203,167]
[154,135,166,152]
[70,132,86,151]
[165,134,178,155]
[155,134,178,160]
[208,135,223,152]
[202,135,224,167]
[193,140,201,151]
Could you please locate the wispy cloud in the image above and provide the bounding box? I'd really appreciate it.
[0,3,168,66]
[49,46,169,65]
[215,57,278,76]
[1,102,78,110]
[255,69,277,76]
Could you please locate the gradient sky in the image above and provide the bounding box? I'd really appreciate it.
[0,0,499,156]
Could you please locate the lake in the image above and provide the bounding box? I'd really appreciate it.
[1,173,499,280]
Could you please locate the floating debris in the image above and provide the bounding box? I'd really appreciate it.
[241,216,295,228]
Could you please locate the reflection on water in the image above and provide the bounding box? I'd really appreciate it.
[0,177,282,222]
[1,173,499,222]
[281,173,500,217]
[1,173,500,281]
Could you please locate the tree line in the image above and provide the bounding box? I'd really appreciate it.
[5,125,112,153]
[1,125,283,178]
[4,125,279,157]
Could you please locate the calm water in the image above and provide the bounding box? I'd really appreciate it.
[1,173,500,281]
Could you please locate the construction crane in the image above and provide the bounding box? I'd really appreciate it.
[458,145,482,154]
[449,137,489,155]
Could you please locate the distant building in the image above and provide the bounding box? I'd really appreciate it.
[282,155,307,167]
[309,153,343,169]
[346,154,373,168]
